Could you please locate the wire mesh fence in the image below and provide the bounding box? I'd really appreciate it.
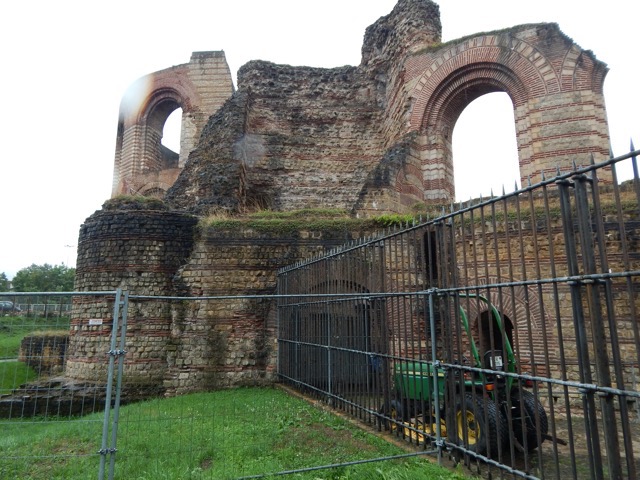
[277,152,640,479]
[1,292,457,480]
[0,291,122,479]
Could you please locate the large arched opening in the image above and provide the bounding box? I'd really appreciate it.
[452,92,520,201]
[162,107,183,155]
[408,29,611,206]
[415,61,529,203]
[131,90,185,198]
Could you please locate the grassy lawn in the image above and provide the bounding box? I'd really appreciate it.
[0,361,38,394]
[0,315,69,395]
[0,387,468,480]
[0,315,70,358]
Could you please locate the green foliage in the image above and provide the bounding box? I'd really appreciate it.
[0,388,466,479]
[248,208,349,219]
[0,272,9,291]
[371,214,416,228]
[201,208,425,235]
[12,264,75,292]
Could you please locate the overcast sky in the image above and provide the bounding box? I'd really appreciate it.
[0,0,637,279]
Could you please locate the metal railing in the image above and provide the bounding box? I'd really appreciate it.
[277,150,640,479]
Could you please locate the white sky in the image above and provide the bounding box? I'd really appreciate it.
[0,0,637,279]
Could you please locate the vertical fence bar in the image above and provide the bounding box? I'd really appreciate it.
[98,288,122,480]
[542,179,579,480]
[558,177,603,480]
[428,292,443,465]
[108,290,129,480]
[573,173,622,479]
[590,164,636,478]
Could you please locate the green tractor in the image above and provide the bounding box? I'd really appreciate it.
[382,294,548,457]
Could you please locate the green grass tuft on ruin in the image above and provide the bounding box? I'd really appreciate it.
[199,208,425,234]
[102,195,169,211]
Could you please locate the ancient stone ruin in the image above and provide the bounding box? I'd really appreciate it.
[68,0,614,403]
[112,0,610,211]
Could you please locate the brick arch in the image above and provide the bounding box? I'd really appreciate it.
[112,51,234,197]
[112,67,199,197]
[136,181,174,199]
[403,26,610,203]
[414,60,529,200]
[420,62,528,130]
[139,88,184,134]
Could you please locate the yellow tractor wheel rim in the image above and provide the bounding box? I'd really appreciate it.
[390,407,398,432]
[456,410,479,445]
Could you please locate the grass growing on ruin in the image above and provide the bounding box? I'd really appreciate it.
[0,387,467,480]
[199,207,424,235]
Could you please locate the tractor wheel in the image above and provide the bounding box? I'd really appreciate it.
[454,392,507,457]
[512,389,548,451]
[379,399,406,432]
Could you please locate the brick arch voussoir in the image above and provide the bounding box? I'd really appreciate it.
[137,181,171,198]
[120,66,198,128]
[422,64,525,131]
[410,36,559,130]
[138,88,186,129]
[560,44,608,94]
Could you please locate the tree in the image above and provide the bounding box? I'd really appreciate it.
[0,272,9,291]
[12,264,75,292]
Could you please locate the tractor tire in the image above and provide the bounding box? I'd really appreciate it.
[454,392,507,457]
[390,400,406,421]
[512,389,548,451]
[379,399,406,432]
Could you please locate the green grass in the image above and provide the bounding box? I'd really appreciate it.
[0,315,70,358]
[0,315,69,395]
[0,387,468,480]
[0,361,38,394]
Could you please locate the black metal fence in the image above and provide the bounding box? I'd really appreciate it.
[277,151,640,479]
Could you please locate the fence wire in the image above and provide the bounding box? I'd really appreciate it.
[0,291,122,479]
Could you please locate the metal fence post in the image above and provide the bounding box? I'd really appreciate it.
[99,288,122,480]
[557,177,604,480]
[97,289,128,480]
[428,292,443,465]
[108,290,129,480]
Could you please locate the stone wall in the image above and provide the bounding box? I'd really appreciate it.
[162,0,610,215]
[165,62,387,214]
[68,198,198,388]
[69,199,380,396]
[19,334,68,374]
